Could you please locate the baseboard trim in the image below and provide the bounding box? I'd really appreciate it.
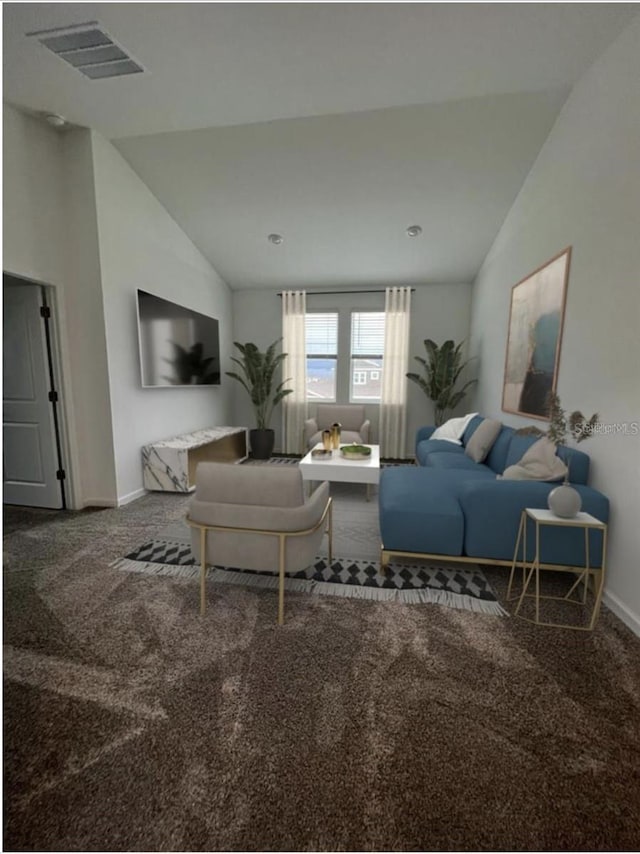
[117,488,146,507]
[603,589,640,637]
[82,498,117,509]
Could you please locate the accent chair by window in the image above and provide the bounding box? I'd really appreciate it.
[304,404,371,450]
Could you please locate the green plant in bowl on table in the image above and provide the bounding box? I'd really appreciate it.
[340,444,372,459]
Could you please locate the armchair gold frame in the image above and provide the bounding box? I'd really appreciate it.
[187,498,332,624]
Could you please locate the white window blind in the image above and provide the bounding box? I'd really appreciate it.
[305,313,338,357]
[351,312,385,356]
[305,312,338,401]
[350,311,385,401]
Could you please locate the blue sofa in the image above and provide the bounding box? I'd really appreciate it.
[379,415,609,569]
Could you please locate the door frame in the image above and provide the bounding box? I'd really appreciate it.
[3,271,76,510]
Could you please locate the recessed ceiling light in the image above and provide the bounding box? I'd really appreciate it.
[267,233,284,245]
[406,225,423,237]
[44,113,66,127]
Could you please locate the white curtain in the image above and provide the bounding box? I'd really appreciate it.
[380,286,412,458]
[282,290,307,454]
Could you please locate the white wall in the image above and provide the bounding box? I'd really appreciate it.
[60,130,118,506]
[469,15,640,631]
[405,284,474,446]
[230,288,288,451]
[3,106,117,507]
[90,134,234,504]
[232,283,472,455]
[3,106,66,285]
[3,106,233,507]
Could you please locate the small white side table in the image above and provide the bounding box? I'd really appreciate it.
[507,508,608,631]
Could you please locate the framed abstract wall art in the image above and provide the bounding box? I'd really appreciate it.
[502,247,571,420]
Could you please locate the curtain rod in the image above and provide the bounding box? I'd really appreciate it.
[277,288,415,297]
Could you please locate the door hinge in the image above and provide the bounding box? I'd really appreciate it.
[48,390,59,403]
[40,305,51,319]
[56,469,66,481]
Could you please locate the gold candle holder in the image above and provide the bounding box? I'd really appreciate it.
[330,422,342,450]
[322,429,332,451]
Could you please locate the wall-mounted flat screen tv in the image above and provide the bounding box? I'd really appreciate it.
[136,289,221,387]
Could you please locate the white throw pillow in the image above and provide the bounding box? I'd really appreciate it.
[500,437,568,481]
[431,413,479,445]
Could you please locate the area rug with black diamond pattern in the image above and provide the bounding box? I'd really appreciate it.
[113,539,506,616]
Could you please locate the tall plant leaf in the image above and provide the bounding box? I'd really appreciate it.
[226,339,292,430]
[406,338,476,424]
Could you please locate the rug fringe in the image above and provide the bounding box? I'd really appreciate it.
[209,568,315,596]
[110,557,199,580]
[310,580,398,602]
[112,556,507,616]
[396,587,508,616]
[205,571,508,614]
[311,580,507,615]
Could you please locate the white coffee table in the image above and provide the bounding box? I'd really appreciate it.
[299,443,380,500]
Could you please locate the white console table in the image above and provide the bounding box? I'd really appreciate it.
[142,427,248,493]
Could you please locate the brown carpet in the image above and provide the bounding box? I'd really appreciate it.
[3,494,640,852]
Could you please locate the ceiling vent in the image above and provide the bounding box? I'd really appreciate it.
[27,22,145,79]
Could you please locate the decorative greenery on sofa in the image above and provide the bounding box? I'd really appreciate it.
[515,391,599,481]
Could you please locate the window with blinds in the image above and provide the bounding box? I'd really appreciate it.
[305,312,338,401]
[350,311,385,401]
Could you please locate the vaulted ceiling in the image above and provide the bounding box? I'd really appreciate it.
[4,3,636,288]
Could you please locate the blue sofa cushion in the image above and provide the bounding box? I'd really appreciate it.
[379,468,465,555]
[556,446,590,485]
[459,480,609,566]
[416,439,465,466]
[505,434,539,469]
[485,425,514,474]
[424,453,496,476]
[416,425,436,444]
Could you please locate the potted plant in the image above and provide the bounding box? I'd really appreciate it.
[406,339,476,426]
[226,339,293,459]
[545,392,599,517]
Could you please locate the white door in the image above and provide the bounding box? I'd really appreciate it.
[3,280,64,508]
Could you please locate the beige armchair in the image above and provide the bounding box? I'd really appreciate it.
[186,462,332,624]
[304,404,371,450]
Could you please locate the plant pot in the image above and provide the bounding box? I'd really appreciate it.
[250,428,275,460]
[548,483,582,518]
